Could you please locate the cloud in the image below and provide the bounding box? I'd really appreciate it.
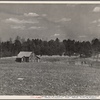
[97,24,100,26]
[56,25,61,28]
[54,33,60,36]
[5,18,38,24]
[42,14,47,17]
[91,20,97,24]
[24,12,39,17]
[56,18,71,22]
[29,26,41,29]
[93,7,100,12]
[11,25,25,30]
[91,19,100,24]
[29,26,46,30]
[6,18,21,23]
[79,35,86,38]
[98,19,100,22]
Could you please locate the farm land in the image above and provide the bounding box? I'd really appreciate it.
[0,56,100,95]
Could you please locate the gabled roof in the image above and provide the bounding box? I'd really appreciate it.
[17,51,32,58]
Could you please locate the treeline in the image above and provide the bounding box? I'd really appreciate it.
[0,36,100,57]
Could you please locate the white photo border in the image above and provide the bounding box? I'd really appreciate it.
[0,1,100,99]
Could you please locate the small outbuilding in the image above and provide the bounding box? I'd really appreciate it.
[16,51,40,62]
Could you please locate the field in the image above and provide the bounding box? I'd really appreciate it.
[0,56,100,95]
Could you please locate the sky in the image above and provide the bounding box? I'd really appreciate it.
[0,4,100,41]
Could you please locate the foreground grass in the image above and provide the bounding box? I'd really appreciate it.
[0,57,100,95]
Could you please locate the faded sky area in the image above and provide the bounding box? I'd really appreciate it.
[0,4,100,41]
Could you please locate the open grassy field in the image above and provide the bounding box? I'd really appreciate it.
[0,56,100,95]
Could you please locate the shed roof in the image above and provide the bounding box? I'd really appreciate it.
[17,51,33,58]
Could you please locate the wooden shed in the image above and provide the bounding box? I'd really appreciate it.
[16,51,40,62]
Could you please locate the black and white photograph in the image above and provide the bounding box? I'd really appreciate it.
[0,2,100,99]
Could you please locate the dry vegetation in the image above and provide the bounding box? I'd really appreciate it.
[0,56,100,95]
